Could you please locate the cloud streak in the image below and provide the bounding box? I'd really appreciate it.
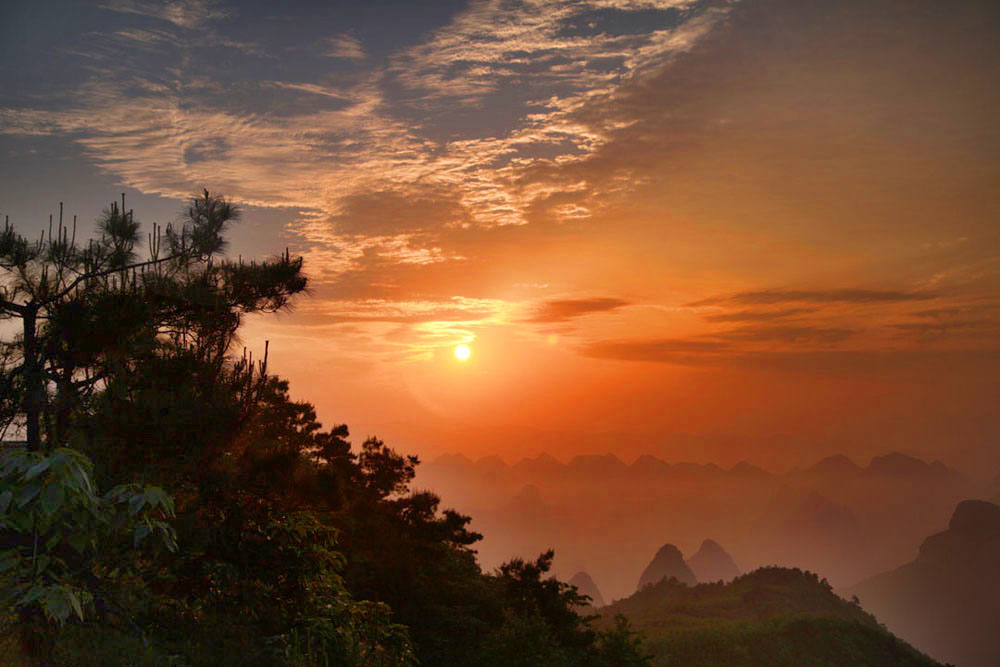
[689,289,937,307]
[524,297,630,323]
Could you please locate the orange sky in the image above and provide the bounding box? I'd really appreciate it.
[2,0,999,473]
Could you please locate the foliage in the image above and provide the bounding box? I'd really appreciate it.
[593,614,654,667]
[0,447,175,625]
[641,615,944,667]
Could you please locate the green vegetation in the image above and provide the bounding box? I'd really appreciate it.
[0,193,651,666]
[600,568,945,667]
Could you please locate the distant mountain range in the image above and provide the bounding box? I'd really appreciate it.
[427,450,968,482]
[418,450,980,601]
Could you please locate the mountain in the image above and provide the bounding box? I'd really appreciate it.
[628,454,673,476]
[806,453,862,476]
[567,453,626,477]
[601,567,942,667]
[568,571,606,608]
[475,454,508,474]
[850,499,1000,667]
[729,461,770,478]
[866,452,960,481]
[637,543,696,590]
[685,539,740,583]
[510,452,563,478]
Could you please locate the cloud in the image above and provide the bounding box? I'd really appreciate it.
[0,0,731,268]
[713,325,857,344]
[581,338,731,364]
[264,82,354,101]
[688,289,937,307]
[296,296,511,326]
[329,190,470,236]
[582,337,1000,375]
[326,34,365,61]
[100,0,230,29]
[702,307,815,322]
[524,297,630,323]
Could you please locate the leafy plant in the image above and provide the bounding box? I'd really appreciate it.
[0,446,176,626]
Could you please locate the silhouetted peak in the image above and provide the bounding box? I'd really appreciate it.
[569,571,607,608]
[568,453,625,473]
[511,452,563,473]
[433,452,473,467]
[806,454,861,475]
[637,543,696,590]
[475,454,507,471]
[853,498,1000,666]
[686,539,741,583]
[867,451,937,477]
[949,499,1000,537]
[653,543,684,559]
[696,539,726,556]
[729,460,769,477]
[673,461,724,475]
[629,454,672,472]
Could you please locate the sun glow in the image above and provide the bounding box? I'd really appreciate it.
[454,344,471,361]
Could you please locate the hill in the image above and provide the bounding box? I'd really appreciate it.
[685,539,741,583]
[637,544,697,590]
[569,571,607,608]
[850,499,1000,667]
[602,567,943,667]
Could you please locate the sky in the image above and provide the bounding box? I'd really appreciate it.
[1,0,999,474]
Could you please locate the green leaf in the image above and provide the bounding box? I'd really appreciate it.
[20,585,46,605]
[16,482,41,507]
[44,586,70,623]
[133,522,150,546]
[0,489,12,513]
[23,460,50,480]
[67,589,84,621]
[35,554,50,573]
[67,533,88,555]
[40,482,65,516]
[0,556,18,573]
[128,493,146,516]
[45,532,62,551]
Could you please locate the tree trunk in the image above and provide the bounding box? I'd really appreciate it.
[23,303,42,451]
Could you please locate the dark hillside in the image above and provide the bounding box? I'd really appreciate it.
[601,567,943,667]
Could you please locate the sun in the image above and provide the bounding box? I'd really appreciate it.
[454,344,471,361]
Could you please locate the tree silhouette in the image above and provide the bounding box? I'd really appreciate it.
[0,191,305,452]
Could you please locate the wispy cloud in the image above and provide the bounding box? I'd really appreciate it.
[100,0,230,29]
[713,324,857,344]
[702,307,816,322]
[0,0,733,283]
[689,289,937,307]
[582,338,731,364]
[326,34,365,61]
[524,297,630,323]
